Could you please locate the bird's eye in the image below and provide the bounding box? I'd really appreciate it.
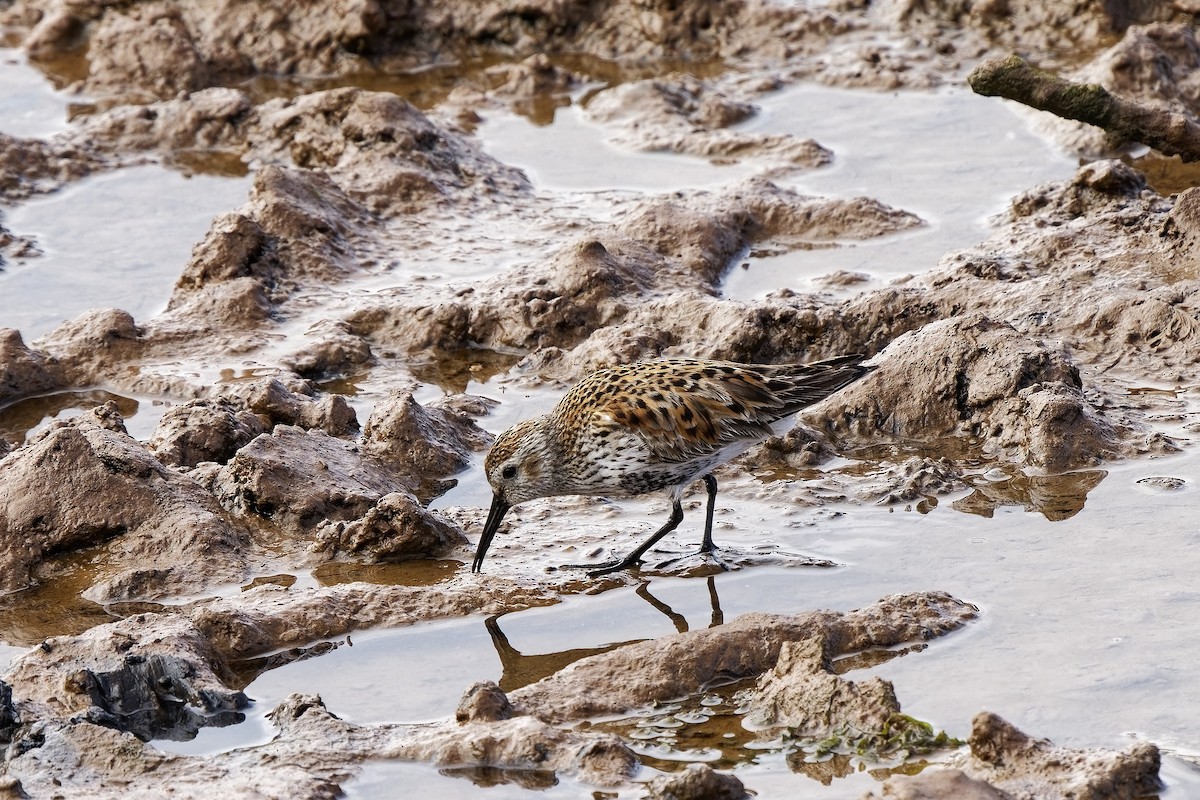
[501,465,517,479]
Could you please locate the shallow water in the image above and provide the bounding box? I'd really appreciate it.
[156,446,1200,794]
[723,85,1078,297]
[3,48,1200,799]
[149,438,1200,796]
[344,760,608,800]
[480,104,760,192]
[0,165,251,339]
[0,387,169,446]
[0,51,75,138]
[0,49,251,342]
[477,83,1078,301]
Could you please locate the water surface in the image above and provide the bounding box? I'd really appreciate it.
[1,165,250,338]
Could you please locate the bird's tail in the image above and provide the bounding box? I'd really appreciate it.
[770,353,873,412]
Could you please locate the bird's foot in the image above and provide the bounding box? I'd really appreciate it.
[557,555,647,576]
[585,557,643,577]
[560,546,730,577]
[650,547,731,573]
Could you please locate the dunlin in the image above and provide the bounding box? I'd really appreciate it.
[472,354,871,576]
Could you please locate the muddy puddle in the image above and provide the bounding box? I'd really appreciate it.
[345,760,605,800]
[480,107,762,191]
[2,6,1200,797]
[0,164,251,337]
[0,51,76,138]
[478,84,1078,301]
[0,387,171,445]
[722,86,1079,298]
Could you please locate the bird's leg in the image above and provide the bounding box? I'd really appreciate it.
[699,473,718,553]
[563,477,722,576]
[582,500,685,577]
[649,474,730,571]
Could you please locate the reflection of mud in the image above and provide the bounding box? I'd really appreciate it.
[1125,152,1200,198]
[240,56,513,111]
[786,752,933,787]
[830,644,926,675]
[0,548,115,646]
[788,751,861,785]
[953,468,1108,521]
[167,148,250,178]
[228,640,343,691]
[437,764,557,791]
[407,347,524,396]
[0,388,137,444]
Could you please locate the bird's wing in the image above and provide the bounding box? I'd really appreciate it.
[586,361,782,464]
[758,354,872,415]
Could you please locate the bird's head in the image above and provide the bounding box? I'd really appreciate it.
[472,415,558,573]
[483,416,559,507]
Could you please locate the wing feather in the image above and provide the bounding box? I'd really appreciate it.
[556,355,870,467]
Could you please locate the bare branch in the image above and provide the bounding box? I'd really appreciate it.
[968,54,1200,163]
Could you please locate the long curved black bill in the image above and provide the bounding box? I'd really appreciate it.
[472,494,511,573]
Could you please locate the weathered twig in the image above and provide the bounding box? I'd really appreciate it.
[968,54,1200,163]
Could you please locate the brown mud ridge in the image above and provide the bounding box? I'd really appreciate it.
[0,0,1198,797]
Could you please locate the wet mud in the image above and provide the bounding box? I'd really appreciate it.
[0,0,1199,797]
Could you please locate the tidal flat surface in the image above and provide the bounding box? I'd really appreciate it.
[2,39,1198,799]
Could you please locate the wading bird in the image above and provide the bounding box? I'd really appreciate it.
[472,354,871,576]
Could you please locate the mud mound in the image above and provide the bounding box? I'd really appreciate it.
[827,314,1129,471]
[0,409,249,600]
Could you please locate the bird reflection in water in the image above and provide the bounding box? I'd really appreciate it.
[484,576,725,693]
